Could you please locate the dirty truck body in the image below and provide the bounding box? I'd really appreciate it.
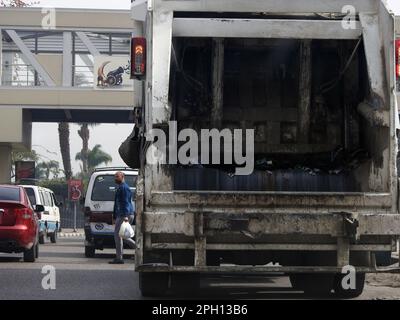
[131,0,400,295]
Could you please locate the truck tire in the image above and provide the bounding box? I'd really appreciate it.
[85,246,95,258]
[139,272,169,297]
[39,233,45,245]
[289,274,334,296]
[23,243,37,262]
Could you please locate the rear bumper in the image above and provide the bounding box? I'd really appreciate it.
[0,225,34,251]
[137,211,400,273]
[84,225,115,249]
[136,264,400,274]
[39,220,59,234]
[142,211,400,237]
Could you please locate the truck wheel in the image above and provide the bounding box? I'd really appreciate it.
[289,274,334,296]
[39,233,45,245]
[139,272,169,297]
[85,246,95,258]
[50,231,57,244]
[333,273,365,298]
[23,243,37,262]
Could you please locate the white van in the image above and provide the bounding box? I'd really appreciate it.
[83,168,137,257]
[20,185,61,244]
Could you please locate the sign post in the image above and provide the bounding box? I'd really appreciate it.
[68,179,83,233]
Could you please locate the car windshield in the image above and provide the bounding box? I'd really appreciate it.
[91,175,137,201]
[0,187,20,202]
[24,187,36,205]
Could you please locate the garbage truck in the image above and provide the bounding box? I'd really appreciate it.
[124,0,400,297]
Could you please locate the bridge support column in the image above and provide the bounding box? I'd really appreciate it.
[0,145,12,184]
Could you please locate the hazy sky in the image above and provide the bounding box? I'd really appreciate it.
[30,0,400,176]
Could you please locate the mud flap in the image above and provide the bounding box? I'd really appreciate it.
[119,125,141,169]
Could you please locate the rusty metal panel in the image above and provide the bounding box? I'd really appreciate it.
[144,211,399,236]
[150,243,391,251]
[145,211,195,236]
[150,191,393,212]
[156,0,378,14]
[172,19,362,40]
[358,214,400,235]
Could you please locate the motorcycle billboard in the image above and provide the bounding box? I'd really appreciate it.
[94,55,133,90]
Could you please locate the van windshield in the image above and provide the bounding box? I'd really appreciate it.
[91,175,137,201]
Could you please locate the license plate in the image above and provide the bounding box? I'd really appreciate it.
[90,223,114,234]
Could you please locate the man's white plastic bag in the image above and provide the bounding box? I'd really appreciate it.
[119,221,135,240]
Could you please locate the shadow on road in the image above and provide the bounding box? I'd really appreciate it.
[143,274,341,300]
[0,256,22,263]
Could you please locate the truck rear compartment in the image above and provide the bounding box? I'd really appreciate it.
[169,37,390,193]
[134,3,400,298]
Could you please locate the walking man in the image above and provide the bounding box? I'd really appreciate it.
[109,171,135,264]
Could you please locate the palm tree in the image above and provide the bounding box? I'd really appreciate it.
[36,160,60,180]
[76,144,112,172]
[58,123,73,180]
[77,123,99,174]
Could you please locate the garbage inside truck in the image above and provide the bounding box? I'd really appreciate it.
[170,37,388,192]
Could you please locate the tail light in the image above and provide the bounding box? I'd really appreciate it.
[15,208,33,221]
[396,39,400,79]
[131,37,146,80]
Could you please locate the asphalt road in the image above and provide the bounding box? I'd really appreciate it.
[0,237,399,300]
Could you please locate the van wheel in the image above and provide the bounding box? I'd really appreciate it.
[139,272,169,297]
[50,231,57,243]
[23,243,37,262]
[85,246,95,258]
[333,273,365,298]
[39,234,45,245]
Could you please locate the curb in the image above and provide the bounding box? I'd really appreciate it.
[59,232,84,238]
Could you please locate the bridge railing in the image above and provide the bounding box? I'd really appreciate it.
[73,65,94,87]
[1,62,45,86]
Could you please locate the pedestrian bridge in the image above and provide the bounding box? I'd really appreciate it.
[0,7,135,123]
[0,7,139,183]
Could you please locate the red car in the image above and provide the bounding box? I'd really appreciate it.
[0,185,41,262]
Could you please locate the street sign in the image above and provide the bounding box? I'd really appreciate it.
[68,179,83,202]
